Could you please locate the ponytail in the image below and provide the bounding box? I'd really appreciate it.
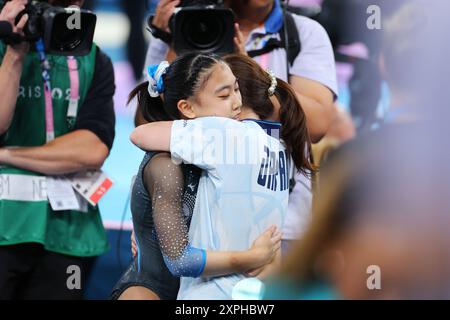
[130,52,224,124]
[224,54,315,176]
[128,81,179,123]
[275,80,315,176]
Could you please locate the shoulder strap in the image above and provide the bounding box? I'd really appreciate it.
[282,12,301,66]
[247,12,301,66]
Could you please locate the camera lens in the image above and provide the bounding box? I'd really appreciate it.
[172,7,234,56]
[183,12,224,50]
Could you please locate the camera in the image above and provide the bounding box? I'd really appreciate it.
[1,0,96,56]
[170,0,235,55]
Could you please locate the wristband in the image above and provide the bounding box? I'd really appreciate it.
[147,15,172,44]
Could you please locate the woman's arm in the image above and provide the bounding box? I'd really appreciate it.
[144,153,281,278]
[130,121,173,152]
[130,224,280,277]
[203,226,281,277]
[132,117,243,171]
[246,248,282,281]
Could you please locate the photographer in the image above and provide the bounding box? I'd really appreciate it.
[143,0,338,250]
[145,0,337,142]
[0,0,115,299]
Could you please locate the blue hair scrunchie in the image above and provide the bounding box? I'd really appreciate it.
[147,61,170,97]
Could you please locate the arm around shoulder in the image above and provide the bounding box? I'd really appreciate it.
[130,121,173,151]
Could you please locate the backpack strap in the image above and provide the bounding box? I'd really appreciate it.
[283,11,301,66]
[247,11,301,66]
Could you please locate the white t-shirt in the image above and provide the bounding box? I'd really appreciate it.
[170,117,290,299]
[144,4,337,241]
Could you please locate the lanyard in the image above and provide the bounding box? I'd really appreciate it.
[36,39,54,142]
[35,39,79,143]
[66,56,79,128]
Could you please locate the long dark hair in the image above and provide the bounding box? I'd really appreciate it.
[224,54,314,175]
[129,52,224,122]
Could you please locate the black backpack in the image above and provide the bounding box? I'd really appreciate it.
[247,10,301,67]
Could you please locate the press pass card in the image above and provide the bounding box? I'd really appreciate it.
[46,176,81,211]
[70,170,113,206]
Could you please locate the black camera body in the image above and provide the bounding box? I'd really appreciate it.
[3,0,96,56]
[170,0,235,55]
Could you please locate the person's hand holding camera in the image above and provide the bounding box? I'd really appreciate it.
[152,0,180,33]
[233,23,247,56]
[0,0,29,60]
[148,0,180,45]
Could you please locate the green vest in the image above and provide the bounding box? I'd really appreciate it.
[0,42,109,257]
